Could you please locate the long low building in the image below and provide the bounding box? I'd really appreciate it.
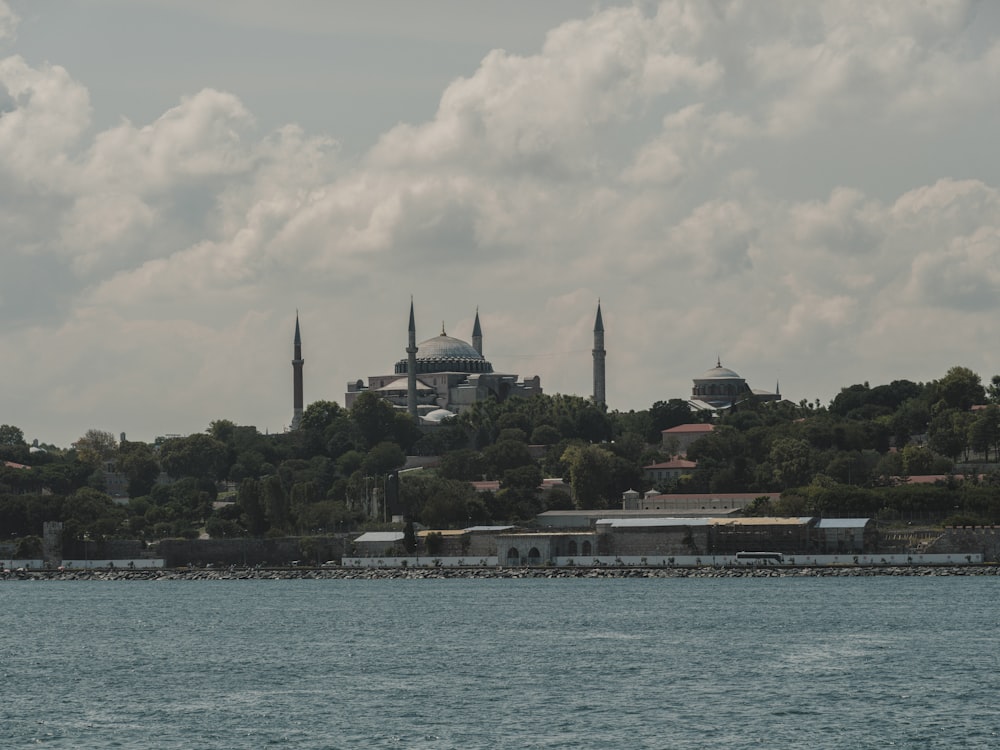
[503,517,877,564]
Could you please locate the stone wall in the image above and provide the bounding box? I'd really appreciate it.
[925,528,1000,561]
[152,535,348,567]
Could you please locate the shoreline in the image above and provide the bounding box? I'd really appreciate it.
[3,564,999,581]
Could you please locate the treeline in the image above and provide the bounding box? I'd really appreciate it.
[4,365,1000,546]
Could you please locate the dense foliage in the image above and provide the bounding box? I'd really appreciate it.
[4,365,1000,552]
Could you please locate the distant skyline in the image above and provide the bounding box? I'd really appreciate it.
[3,0,1000,448]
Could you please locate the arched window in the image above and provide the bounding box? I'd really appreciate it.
[527,547,541,565]
[506,547,520,564]
[582,540,592,556]
[568,540,578,556]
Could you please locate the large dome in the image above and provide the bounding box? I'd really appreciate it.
[417,333,482,360]
[697,364,742,380]
[395,330,494,375]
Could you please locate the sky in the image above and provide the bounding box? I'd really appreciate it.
[3,0,1000,448]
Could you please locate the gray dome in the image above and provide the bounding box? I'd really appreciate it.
[417,333,482,360]
[697,365,742,380]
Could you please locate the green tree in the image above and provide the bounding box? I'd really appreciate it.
[561,444,613,509]
[969,405,1000,462]
[768,438,812,489]
[929,366,985,411]
[438,449,485,481]
[900,444,935,476]
[118,441,161,497]
[350,391,403,449]
[482,439,533,479]
[361,441,406,477]
[928,409,971,462]
[238,478,268,536]
[262,475,290,531]
[159,434,228,480]
[73,429,118,467]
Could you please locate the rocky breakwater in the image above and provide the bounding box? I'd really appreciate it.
[3,564,1000,581]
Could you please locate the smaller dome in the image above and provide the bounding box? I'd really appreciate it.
[423,408,456,423]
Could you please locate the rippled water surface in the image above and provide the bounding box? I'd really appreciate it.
[2,577,999,749]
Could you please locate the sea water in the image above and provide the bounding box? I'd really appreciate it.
[1,577,999,749]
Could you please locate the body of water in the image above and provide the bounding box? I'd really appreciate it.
[2,576,999,749]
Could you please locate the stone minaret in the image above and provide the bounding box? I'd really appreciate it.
[291,312,304,429]
[407,299,418,419]
[472,307,483,356]
[593,301,606,407]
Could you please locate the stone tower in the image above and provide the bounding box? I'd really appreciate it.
[593,301,606,407]
[291,312,304,429]
[406,299,418,419]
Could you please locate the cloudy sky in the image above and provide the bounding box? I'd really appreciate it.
[3,0,1000,448]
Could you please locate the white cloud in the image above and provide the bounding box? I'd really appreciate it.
[2,0,1000,445]
[0,0,17,41]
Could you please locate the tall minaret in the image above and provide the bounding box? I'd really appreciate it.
[406,298,418,419]
[472,307,483,356]
[291,312,304,429]
[593,300,606,407]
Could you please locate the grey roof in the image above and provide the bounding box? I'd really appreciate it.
[354,532,405,543]
[597,517,714,528]
[815,518,872,529]
[465,525,515,533]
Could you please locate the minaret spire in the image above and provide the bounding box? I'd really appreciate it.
[593,300,606,407]
[472,307,483,356]
[291,311,304,429]
[406,297,418,419]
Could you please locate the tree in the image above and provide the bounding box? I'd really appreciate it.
[238,478,268,536]
[561,444,614,509]
[0,424,28,462]
[159,434,228,480]
[350,391,401,449]
[262,475,290,531]
[73,429,118,467]
[482,439,533,478]
[438,449,485,481]
[969,405,1000,462]
[0,424,25,446]
[768,438,813,489]
[361,441,406,477]
[929,366,985,411]
[987,375,1000,404]
[928,409,971,462]
[647,399,695,441]
[900,444,935,476]
[118,441,161,497]
[403,520,417,553]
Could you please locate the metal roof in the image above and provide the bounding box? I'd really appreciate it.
[815,518,872,529]
[353,532,404,544]
[465,526,514,533]
[598,517,714,528]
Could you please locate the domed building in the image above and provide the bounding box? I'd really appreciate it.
[345,303,542,421]
[688,358,780,411]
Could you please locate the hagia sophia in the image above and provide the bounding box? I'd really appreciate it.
[288,302,780,428]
